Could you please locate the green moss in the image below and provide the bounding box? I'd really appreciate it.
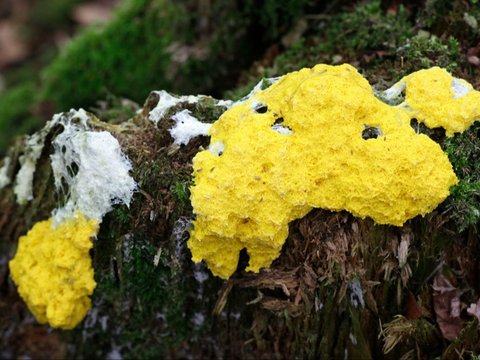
[447,181,480,231]
[443,122,480,231]
[39,0,182,111]
[110,207,131,227]
[329,1,411,53]
[0,82,39,153]
[89,239,174,358]
[88,235,195,358]
[133,155,171,195]
[190,101,227,124]
[171,180,192,210]
[396,33,460,73]
[269,0,412,76]
[122,241,169,314]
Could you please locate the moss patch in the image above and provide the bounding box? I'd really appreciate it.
[443,122,480,231]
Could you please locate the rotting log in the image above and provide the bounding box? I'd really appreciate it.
[1,90,479,359]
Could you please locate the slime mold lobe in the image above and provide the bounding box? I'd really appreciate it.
[188,64,459,279]
[9,213,98,329]
[385,67,480,136]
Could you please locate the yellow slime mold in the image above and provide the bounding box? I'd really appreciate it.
[188,64,459,279]
[9,213,98,329]
[387,67,480,136]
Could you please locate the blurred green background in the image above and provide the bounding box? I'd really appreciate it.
[0,0,479,155]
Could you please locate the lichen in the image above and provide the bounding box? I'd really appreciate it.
[188,64,459,279]
[9,213,99,329]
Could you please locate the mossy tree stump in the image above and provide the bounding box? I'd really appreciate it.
[1,89,479,359]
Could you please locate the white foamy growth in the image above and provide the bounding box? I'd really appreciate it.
[216,99,234,108]
[149,91,186,123]
[451,78,473,99]
[0,157,11,190]
[149,91,204,124]
[271,124,294,135]
[149,90,234,124]
[169,109,211,145]
[235,77,281,105]
[71,108,89,123]
[51,126,136,225]
[383,81,406,101]
[12,109,92,205]
[14,132,48,204]
[208,141,224,156]
[149,78,279,127]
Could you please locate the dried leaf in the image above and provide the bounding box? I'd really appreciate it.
[406,292,423,320]
[432,273,463,341]
[213,281,233,315]
[467,55,480,67]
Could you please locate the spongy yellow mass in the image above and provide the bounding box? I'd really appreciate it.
[188,64,460,279]
[9,213,99,329]
[399,67,480,136]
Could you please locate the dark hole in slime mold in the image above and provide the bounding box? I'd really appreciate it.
[236,248,250,273]
[410,118,420,133]
[253,103,268,114]
[271,117,293,133]
[410,118,446,141]
[362,125,382,140]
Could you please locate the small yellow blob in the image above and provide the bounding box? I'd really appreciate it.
[188,64,459,279]
[9,213,99,329]
[390,67,480,136]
